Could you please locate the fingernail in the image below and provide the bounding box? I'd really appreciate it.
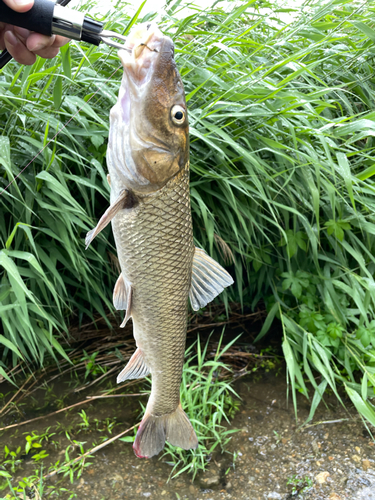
[5,31,18,48]
[29,34,55,52]
[13,0,33,6]
[30,41,43,51]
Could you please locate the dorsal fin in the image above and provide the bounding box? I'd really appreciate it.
[189,247,234,311]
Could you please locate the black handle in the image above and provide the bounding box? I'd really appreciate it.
[0,0,55,36]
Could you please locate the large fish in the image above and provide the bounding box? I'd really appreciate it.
[86,23,233,458]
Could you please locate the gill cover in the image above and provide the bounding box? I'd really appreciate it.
[107,23,189,194]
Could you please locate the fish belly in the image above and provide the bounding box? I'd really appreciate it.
[111,165,194,416]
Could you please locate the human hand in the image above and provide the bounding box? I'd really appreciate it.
[0,0,69,65]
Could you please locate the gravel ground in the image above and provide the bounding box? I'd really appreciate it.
[4,369,375,500]
[49,372,375,500]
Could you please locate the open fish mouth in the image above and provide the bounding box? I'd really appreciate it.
[118,23,166,85]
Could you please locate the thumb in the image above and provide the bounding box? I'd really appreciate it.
[3,0,34,13]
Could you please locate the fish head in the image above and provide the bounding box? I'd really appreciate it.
[108,23,189,194]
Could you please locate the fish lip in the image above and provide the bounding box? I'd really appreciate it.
[124,22,162,53]
[118,23,164,83]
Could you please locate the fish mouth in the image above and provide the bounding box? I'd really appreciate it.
[118,23,165,85]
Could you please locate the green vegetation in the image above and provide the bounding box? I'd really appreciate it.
[161,334,240,478]
[286,474,313,496]
[0,334,240,496]
[1,421,97,498]
[1,0,375,449]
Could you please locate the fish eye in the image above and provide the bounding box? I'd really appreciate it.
[171,105,186,125]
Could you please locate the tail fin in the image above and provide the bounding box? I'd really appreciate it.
[133,404,198,458]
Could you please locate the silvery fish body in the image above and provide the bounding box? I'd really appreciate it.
[86,23,233,458]
[111,166,194,419]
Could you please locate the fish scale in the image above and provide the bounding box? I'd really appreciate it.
[111,165,194,416]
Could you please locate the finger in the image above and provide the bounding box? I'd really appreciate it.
[27,33,69,59]
[26,32,55,52]
[0,23,10,50]
[0,27,5,51]
[4,30,36,65]
[51,35,70,49]
[33,46,60,59]
[13,26,31,42]
[3,0,34,14]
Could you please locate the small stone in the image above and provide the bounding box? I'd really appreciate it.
[161,491,167,496]
[112,473,123,482]
[362,459,371,471]
[328,456,334,461]
[257,449,267,462]
[189,485,196,494]
[315,471,330,484]
[199,474,221,488]
[312,440,320,456]
[226,481,232,492]
[329,494,341,500]
[352,454,361,463]
[355,446,361,454]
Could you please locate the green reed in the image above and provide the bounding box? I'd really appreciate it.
[1,0,375,426]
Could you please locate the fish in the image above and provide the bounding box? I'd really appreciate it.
[85,22,234,458]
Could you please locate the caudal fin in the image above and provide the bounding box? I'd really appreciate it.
[133,404,198,458]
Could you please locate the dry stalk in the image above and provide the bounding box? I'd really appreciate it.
[0,374,33,416]
[0,380,139,432]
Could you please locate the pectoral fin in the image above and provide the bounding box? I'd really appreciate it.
[117,348,150,383]
[85,189,132,249]
[189,247,234,311]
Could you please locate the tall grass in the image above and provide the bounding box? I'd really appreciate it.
[1,0,375,425]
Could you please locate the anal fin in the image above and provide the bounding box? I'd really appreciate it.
[117,348,150,383]
[189,247,234,311]
[85,189,133,249]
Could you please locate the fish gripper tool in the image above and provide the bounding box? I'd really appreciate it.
[0,0,129,68]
